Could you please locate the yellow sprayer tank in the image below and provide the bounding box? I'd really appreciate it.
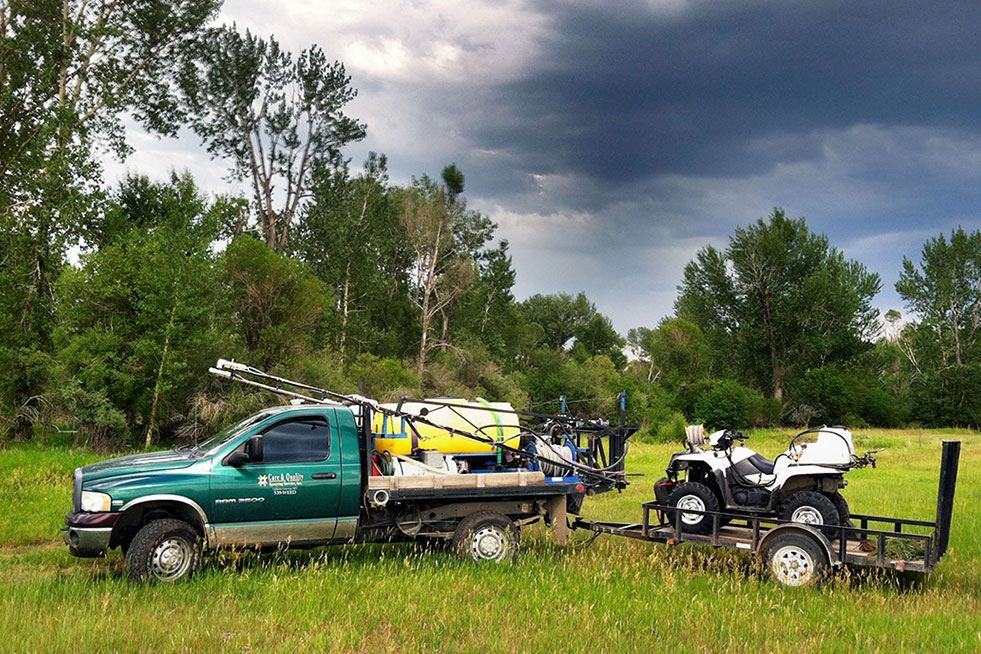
[372,398,522,455]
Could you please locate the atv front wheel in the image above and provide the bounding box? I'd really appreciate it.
[780,491,839,537]
[667,482,720,534]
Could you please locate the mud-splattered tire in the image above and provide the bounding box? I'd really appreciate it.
[126,519,201,583]
[452,511,519,563]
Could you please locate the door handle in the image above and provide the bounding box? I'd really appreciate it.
[312,472,337,480]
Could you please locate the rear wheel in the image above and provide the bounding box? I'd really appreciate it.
[828,492,858,539]
[126,519,201,583]
[452,511,519,563]
[763,532,828,586]
[667,482,720,535]
[780,491,839,538]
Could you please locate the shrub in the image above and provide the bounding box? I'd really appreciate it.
[691,379,762,431]
[654,412,688,444]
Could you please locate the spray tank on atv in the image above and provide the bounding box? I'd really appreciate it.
[653,425,881,535]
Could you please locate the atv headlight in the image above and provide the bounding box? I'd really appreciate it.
[80,491,112,513]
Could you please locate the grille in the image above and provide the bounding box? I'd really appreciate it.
[72,468,82,513]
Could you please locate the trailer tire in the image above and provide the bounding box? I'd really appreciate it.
[780,491,839,538]
[667,482,719,535]
[452,511,519,563]
[763,532,828,586]
[126,518,201,583]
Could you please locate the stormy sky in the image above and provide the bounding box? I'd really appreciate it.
[108,0,981,333]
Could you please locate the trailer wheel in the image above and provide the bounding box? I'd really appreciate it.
[452,511,519,563]
[780,491,839,537]
[763,533,828,586]
[667,482,719,534]
[126,518,201,583]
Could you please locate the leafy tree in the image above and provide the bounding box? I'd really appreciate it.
[297,153,415,358]
[54,173,229,447]
[223,235,333,370]
[896,228,981,368]
[628,317,709,387]
[179,25,366,251]
[0,0,219,437]
[677,209,881,400]
[401,173,485,379]
[520,292,625,367]
[520,292,595,350]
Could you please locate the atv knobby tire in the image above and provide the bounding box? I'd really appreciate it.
[780,491,839,538]
[667,482,720,535]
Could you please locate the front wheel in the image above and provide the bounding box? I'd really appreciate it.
[452,511,519,563]
[126,519,202,583]
[763,532,828,586]
[667,482,720,535]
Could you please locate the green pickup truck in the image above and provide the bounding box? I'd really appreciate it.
[64,403,584,582]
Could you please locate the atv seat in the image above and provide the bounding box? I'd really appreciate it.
[734,453,776,476]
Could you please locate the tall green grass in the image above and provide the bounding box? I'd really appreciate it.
[0,430,978,652]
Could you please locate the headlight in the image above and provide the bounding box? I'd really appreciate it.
[80,491,112,512]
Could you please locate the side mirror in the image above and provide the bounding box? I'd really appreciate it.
[245,435,263,463]
[226,452,249,467]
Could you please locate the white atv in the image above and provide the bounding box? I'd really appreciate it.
[654,425,879,536]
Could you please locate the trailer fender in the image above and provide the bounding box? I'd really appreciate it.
[756,524,839,566]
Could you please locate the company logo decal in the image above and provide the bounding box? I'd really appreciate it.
[257,472,303,495]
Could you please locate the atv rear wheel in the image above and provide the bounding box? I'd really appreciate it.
[667,482,720,535]
[780,491,839,538]
[828,492,859,539]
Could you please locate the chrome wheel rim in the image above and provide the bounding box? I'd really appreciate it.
[149,537,194,581]
[677,495,706,525]
[471,527,508,561]
[771,545,815,586]
[791,506,823,525]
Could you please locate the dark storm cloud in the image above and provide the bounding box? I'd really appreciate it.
[465,0,981,192]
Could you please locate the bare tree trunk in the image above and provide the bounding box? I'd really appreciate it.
[417,303,430,380]
[340,259,351,354]
[145,301,177,449]
[439,309,448,353]
[772,354,784,401]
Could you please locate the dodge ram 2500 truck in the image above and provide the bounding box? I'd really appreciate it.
[64,403,587,582]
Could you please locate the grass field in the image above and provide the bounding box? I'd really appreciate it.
[0,429,978,652]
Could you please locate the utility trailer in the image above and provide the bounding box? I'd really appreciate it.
[573,441,961,586]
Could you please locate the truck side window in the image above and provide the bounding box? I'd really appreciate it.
[260,418,330,464]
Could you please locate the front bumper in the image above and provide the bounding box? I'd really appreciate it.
[63,511,119,558]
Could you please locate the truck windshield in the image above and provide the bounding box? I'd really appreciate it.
[191,412,271,458]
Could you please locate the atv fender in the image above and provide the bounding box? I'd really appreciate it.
[756,524,840,568]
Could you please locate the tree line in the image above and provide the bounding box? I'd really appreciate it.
[2,3,978,449]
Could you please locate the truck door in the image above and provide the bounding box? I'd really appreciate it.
[209,412,342,546]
